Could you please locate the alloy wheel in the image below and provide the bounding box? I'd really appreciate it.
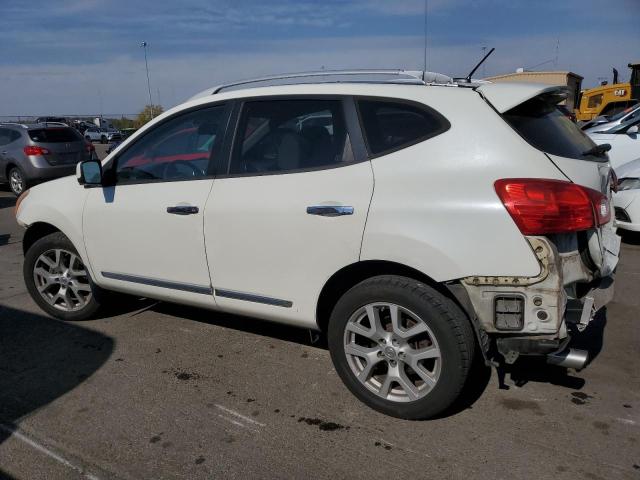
[9,169,24,195]
[33,248,92,312]
[343,302,442,402]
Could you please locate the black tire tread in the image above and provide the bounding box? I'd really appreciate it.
[23,231,103,321]
[328,274,475,419]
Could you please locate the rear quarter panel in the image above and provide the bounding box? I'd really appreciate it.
[361,87,567,280]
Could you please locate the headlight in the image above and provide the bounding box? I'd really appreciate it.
[14,188,30,218]
[617,178,640,191]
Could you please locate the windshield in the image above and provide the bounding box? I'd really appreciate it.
[608,105,639,122]
[504,94,602,161]
[605,118,640,134]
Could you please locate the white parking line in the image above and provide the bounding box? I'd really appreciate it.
[0,423,100,480]
[215,404,266,427]
[217,414,251,429]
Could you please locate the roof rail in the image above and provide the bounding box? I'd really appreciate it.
[0,122,29,128]
[189,69,455,100]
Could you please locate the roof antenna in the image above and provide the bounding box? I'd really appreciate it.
[465,47,495,83]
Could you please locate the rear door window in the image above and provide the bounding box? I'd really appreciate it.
[357,99,450,156]
[28,128,81,143]
[504,94,602,161]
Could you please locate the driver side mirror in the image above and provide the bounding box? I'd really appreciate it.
[77,160,103,187]
[627,125,639,135]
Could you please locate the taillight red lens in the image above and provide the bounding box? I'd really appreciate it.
[85,143,95,152]
[23,145,50,156]
[494,178,610,235]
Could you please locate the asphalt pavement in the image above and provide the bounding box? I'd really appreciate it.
[0,153,638,479]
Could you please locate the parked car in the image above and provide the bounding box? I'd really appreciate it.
[15,72,619,419]
[612,157,640,231]
[35,116,68,125]
[582,104,640,133]
[0,123,92,195]
[120,128,138,139]
[84,127,109,144]
[587,118,640,168]
[106,140,121,154]
[105,130,122,142]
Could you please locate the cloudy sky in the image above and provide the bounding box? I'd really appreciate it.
[1,0,639,117]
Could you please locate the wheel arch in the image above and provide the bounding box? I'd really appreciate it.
[23,222,62,255]
[316,260,488,355]
[5,162,18,179]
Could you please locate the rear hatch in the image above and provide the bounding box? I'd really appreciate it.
[478,83,619,277]
[28,127,88,165]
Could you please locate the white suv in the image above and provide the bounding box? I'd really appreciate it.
[15,71,620,419]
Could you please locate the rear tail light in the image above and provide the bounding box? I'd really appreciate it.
[23,145,50,156]
[86,142,95,152]
[494,178,610,235]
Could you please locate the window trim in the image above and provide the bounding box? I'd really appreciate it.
[104,102,233,186]
[354,96,451,159]
[218,95,368,179]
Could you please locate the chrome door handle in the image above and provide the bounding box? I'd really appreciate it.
[306,205,354,217]
[166,205,199,215]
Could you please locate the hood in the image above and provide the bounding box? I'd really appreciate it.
[477,82,570,113]
[615,157,640,178]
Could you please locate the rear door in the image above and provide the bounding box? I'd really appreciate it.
[203,96,373,327]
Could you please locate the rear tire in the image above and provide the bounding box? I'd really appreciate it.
[328,275,475,419]
[100,136,107,144]
[8,166,28,196]
[23,232,104,321]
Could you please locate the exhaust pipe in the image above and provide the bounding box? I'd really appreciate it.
[547,348,589,370]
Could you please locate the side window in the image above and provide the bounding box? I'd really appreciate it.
[587,94,603,109]
[357,99,450,156]
[230,99,349,175]
[0,128,13,146]
[115,105,227,183]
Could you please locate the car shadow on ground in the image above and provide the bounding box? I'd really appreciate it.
[154,301,609,416]
[620,230,640,246]
[497,308,607,391]
[0,304,114,446]
[152,302,493,418]
[0,195,16,210]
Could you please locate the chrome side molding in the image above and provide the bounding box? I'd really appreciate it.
[101,271,212,295]
[214,288,293,308]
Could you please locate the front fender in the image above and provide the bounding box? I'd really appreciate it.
[17,176,94,279]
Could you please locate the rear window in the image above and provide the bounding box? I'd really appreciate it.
[28,127,80,143]
[357,99,450,156]
[504,95,602,161]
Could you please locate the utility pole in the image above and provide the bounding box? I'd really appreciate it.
[141,41,154,118]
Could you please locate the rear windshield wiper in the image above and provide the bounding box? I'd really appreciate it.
[582,143,611,157]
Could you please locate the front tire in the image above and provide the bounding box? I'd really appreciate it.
[328,275,475,419]
[23,232,104,321]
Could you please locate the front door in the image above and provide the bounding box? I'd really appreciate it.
[83,103,230,306]
[204,97,374,327]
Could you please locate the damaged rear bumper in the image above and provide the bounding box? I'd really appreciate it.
[459,233,618,366]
